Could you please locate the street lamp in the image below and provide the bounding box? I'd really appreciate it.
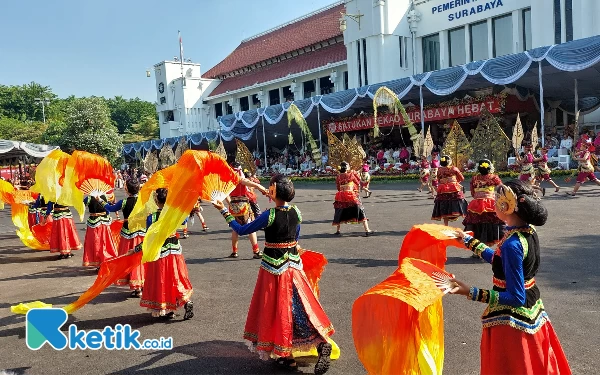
[34,98,50,123]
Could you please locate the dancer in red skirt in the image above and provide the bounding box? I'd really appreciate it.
[45,202,82,259]
[101,179,146,297]
[566,136,600,196]
[450,179,571,375]
[462,159,505,246]
[82,194,118,270]
[534,147,560,193]
[431,155,468,226]
[128,188,193,320]
[213,175,334,374]
[332,162,373,236]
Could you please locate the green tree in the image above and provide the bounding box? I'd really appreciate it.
[0,117,47,143]
[59,97,123,165]
[107,96,156,133]
[123,115,160,143]
[0,82,57,122]
[41,120,67,145]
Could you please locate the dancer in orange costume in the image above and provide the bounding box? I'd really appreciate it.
[450,180,571,375]
[82,193,118,270]
[45,201,82,259]
[332,161,373,236]
[566,135,599,196]
[213,175,334,374]
[128,188,193,320]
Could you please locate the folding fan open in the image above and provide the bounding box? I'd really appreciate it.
[79,178,113,197]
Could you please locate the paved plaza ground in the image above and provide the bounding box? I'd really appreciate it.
[0,181,598,374]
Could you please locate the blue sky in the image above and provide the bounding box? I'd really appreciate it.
[0,0,337,102]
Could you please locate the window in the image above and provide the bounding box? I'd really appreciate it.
[320,77,334,95]
[422,34,440,72]
[399,36,408,68]
[240,96,249,111]
[282,86,294,102]
[269,89,280,105]
[470,21,488,61]
[554,0,561,44]
[493,14,513,57]
[523,8,532,51]
[344,71,349,90]
[448,27,466,66]
[565,0,573,42]
[214,103,223,118]
[252,94,260,106]
[303,80,316,98]
[166,111,174,122]
[225,103,233,115]
[356,41,362,87]
[362,39,368,85]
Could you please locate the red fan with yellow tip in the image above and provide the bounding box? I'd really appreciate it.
[60,151,115,220]
[141,150,240,263]
[352,224,468,375]
[128,165,177,232]
[298,248,328,299]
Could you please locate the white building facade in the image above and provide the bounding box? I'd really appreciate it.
[153,0,599,138]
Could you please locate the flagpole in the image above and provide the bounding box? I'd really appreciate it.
[178,30,184,79]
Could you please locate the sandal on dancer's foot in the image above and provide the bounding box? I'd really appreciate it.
[565,191,576,196]
[252,252,263,259]
[367,191,372,198]
[160,312,176,320]
[183,301,194,320]
[314,342,332,375]
[276,357,298,371]
[332,231,341,236]
[555,186,560,192]
[130,290,141,298]
[229,252,239,258]
[66,253,74,258]
[57,254,65,260]
[364,230,375,237]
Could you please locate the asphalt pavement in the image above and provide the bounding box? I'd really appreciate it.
[0,181,598,375]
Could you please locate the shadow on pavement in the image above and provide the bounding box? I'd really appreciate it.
[328,257,397,268]
[110,340,316,374]
[0,265,95,282]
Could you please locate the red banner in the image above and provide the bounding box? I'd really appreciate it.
[325,96,503,133]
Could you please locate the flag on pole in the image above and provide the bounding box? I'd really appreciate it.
[178,30,184,74]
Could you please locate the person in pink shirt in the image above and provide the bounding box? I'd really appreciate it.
[399,147,410,163]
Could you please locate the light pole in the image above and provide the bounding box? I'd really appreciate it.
[34,98,50,123]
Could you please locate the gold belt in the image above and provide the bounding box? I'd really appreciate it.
[264,241,298,249]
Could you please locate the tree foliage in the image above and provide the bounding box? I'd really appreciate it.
[0,82,56,122]
[106,96,156,133]
[123,115,160,143]
[0,117,47,143]
[58,98,123,165]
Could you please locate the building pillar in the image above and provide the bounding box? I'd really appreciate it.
[487,18,494,58]
[464,24,471,63]
[512,10,522,53]
[439,30,449,69]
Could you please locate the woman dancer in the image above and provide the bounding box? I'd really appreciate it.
[418,156,433,197]
[516,143,544,196]
[567,136,600,196]
[429,151,440,197]
[462,160,504,248]
[127,188,194,319]
[45,201,82,259]
[359,163,372,198]
[189,198,209,231]
[449,180,571,374]
[101,179,146,297]
[534,147,560,193]
[82,193,118,270]
[213,175,334,375]
[431,155,468,226]
[332,161,374,236]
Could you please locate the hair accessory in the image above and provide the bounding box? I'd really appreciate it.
[496,185,518,214]
[480,162,490,169]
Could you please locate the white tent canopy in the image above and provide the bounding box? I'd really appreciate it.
[0,140,59,161]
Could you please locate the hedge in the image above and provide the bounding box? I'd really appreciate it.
[258,169,579,183]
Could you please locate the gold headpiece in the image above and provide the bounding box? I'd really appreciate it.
[495,185,517,214]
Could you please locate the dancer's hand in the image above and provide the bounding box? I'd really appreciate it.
[212,200,225,210]
[453,230,468,239]
[448,278,470,296]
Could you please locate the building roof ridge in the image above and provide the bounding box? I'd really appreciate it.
[241,0,344,43]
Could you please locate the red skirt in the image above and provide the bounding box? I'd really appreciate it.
[82,224,118,267]
[50,217,82,254]
[140,254,193,314]
[244,267,334,359]
[28,212,38,228]
[116,235,145,289]
[480,322,571,375]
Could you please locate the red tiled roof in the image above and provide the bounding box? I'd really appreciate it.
[207,43,346,97]
[203,3,344,79]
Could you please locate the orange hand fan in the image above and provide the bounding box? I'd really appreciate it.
[30,149,71,202]
[60,151,115,220]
